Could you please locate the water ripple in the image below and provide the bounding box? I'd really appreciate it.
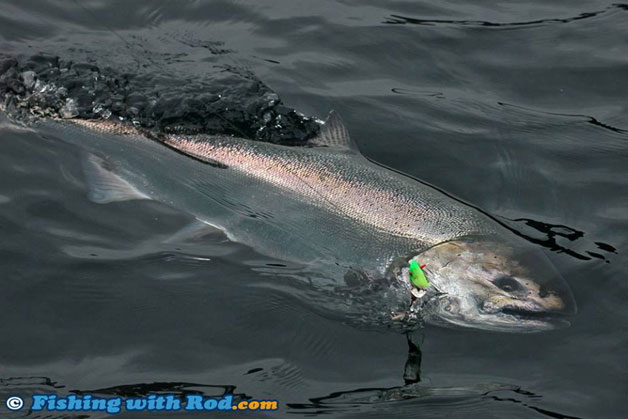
[384,3,628,29]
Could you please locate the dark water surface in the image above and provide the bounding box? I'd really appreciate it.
[1,1,627,418]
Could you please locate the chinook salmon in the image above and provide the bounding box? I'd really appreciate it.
[24,111,575,332]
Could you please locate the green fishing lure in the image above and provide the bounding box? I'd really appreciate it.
[409,260,429,289]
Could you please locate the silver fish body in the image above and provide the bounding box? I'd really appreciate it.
[160,128,497,266]
[29,112,575,331]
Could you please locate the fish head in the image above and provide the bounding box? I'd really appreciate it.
[411,235,576,332]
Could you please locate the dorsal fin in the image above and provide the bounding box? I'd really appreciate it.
[310,110,360,153]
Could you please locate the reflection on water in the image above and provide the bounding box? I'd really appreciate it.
[0,336,582,419]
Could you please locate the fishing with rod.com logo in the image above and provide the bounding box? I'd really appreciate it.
[3,393,278,414]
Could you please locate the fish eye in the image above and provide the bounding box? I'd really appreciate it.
[493,276,523,293]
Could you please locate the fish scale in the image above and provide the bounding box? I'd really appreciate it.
[53,113,496,275]
[163,131,493,246]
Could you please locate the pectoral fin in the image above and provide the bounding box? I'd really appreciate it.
[82,153,150,204]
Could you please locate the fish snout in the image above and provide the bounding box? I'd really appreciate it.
[481,288,576,320]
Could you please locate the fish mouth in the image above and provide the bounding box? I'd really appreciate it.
[500,306,567,321]
[498,305,571,329]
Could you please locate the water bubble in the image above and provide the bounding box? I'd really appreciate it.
[263,92,279,106]
[21,71,36,89]
[93,103,105,114]
[60,98,79,118]
[93,103,112,119]
[34,79,44,93]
